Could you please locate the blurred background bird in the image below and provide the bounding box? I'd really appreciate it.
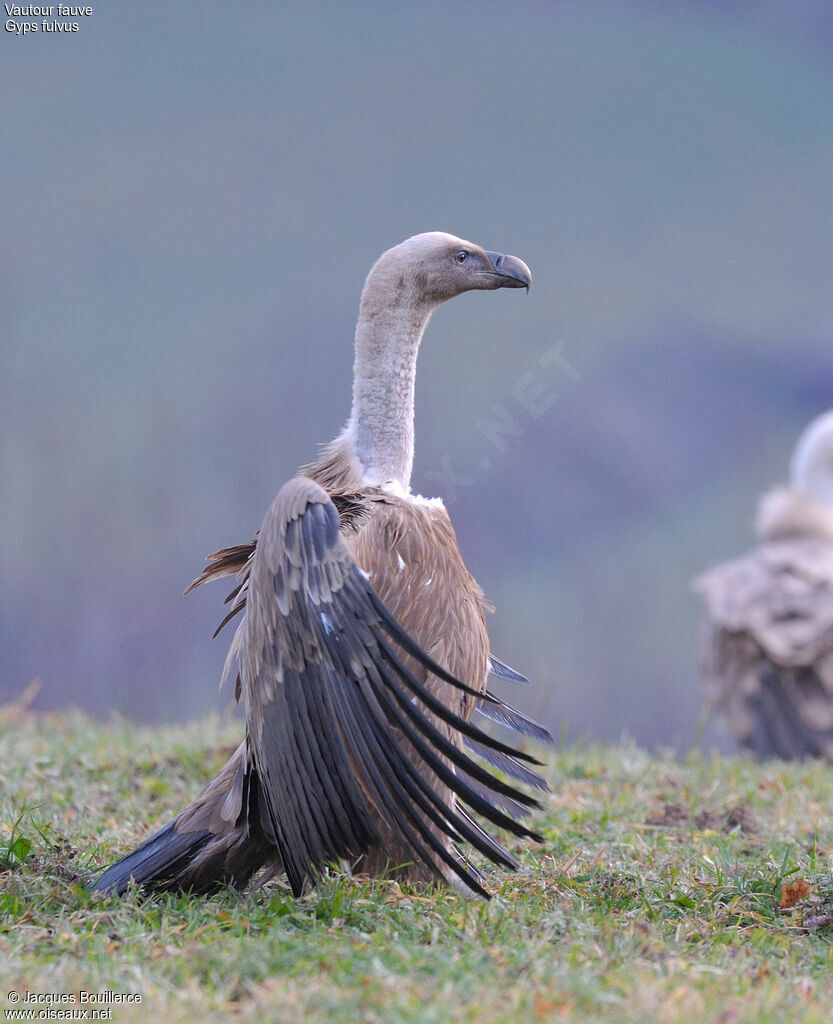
[694,411,833,759]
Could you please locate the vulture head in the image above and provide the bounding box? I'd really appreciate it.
[790,410,833,509]
[360,232,532,315]
[348,231,532,490]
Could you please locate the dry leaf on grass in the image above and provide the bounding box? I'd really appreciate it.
[780,877,813,910]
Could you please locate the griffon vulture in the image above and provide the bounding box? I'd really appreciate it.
[694,411,833,759]
[92,232,552,899]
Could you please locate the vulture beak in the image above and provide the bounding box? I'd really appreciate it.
[484,251,532,291]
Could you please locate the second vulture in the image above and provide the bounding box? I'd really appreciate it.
[92,231,552,899]
[694,410,833,759]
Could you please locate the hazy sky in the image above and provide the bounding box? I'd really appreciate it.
[3,1,833,745]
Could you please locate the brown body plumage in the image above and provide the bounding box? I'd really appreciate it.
[694,411,833,759]
[92,232,550,898]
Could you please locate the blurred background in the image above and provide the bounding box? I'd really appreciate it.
[3,0,832,749]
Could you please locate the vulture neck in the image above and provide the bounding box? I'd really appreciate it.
[346,291,436,490]
[756,486,833,543]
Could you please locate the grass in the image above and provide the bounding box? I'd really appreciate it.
[3,709,833,1022]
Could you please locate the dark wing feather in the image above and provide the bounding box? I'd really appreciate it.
[488,655,530,685]
[475,692,553,744]
[463,738,550,791]
[237,476,543,897]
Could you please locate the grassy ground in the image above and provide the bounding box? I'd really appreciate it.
[3,708,833,1023]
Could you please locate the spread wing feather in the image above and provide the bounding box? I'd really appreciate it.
[462,738,549,791]
[475,693,553,744]
[238,476,543,897]
[186,545,545,755]
[488,655,529,685]
[184,542,256,595]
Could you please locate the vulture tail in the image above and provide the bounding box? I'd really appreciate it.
[92,820,220,897]
[747,663,829,760]
[91,744,276,896]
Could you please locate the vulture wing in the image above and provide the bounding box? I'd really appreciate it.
[227,475,542,897]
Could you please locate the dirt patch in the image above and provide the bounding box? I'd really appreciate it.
[645,802,691,829]
[645,801,760,835]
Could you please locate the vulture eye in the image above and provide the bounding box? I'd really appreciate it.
[455,250,469,265]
